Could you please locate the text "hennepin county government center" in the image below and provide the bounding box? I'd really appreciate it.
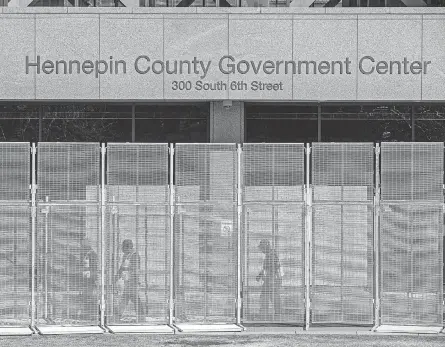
[25,55,433,79]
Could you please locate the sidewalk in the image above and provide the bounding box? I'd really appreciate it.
[239,326,445,336]
[1,330,444,347]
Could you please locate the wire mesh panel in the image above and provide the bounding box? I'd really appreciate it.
[380,143,443,326]
[36,143,101,327]
[381,143,444,202]
[105,144,169,325]
[242,144,305,323]
[0,143,31,327]
[311,143,374,324]
[37,143,100,202]
[0,143,31,202]
[174,144,238,324]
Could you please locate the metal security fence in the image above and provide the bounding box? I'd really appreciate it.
[105,144,170,326]
[241,144,305,324]
[380,143,444,326]
[173,144,238,324]
[36,143,101,327]
[0,141,444,332]
[311,143,375,325]
[0,143,31,328]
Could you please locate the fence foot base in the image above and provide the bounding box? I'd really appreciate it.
[106,325,174,334]
[0,327,33,336]
[174,324,243,333]
[375,325,443,334]
[35,326,104,335]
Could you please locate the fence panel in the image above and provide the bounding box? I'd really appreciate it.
[0,143,31,328]
[311,143,374,324]
[242,143,305,323]
[380,143,443,326]
[174,144,238,324]
[36,143,101,327]
[105,144,169,326]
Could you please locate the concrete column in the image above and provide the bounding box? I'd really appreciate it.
[210,101,244,144]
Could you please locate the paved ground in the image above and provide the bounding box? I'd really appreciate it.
[1,330,444,347]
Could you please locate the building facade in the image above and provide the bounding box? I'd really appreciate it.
[0,6,444,335]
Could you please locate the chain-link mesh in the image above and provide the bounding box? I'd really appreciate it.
[311,143,374,324]
[242,144,305,323]
[36,143,100,326]
[380,143,443,326]
[105,144,169,325]
[0,143,31,327]
[174,144,237,323]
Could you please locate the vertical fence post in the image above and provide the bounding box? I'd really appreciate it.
[236,144,242,326]
[132,104,136,143]
[31,144,37,329]
[304,143,312,330]
[169,144,175,327]
[373,144,381,330]
[44,196,49,320]
[317,104,321,142]
[100,144,106,328]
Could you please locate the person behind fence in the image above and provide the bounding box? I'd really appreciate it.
[256,239,282,319]
[116,239,145,320]
[79,237,98,320]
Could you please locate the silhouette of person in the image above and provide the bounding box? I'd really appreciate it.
[256,239,282,319]
[116,239,145,320]
[79,237,98,320]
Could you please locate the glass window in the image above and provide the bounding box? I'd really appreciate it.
[321,104,412,142]
[170,0,203,5]
[135,104,209,143]
[42,104,132,142]
[415,104,445,142]
[268,0,288,6]
[245,104,318,143]
[0,104,39,142]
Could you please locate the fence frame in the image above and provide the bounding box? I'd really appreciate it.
[0,143,34,335]
[34,143,103,335]
[102,143,173,334]
[169,143,175,327]
[236,144,242,326]
[373,144,381,330]
[171,143,242,332]
[309,143,376,326]
[31,143,37,330]
[100,143,106,328]
[240,143,306,325]
[305,143,312,330]
[376,142,444,332]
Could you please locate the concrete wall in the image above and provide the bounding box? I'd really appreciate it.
[0,8,444,102]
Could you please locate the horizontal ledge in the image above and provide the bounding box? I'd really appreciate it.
[174,202,237,205]
[311,202,373,206]
[243,201,305,205]
[1,8,445,15]
[379,201,443,205]
[38,201,100,204]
